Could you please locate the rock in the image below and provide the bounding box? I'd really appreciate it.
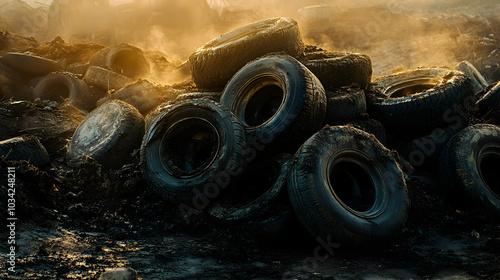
[98,267,138,280]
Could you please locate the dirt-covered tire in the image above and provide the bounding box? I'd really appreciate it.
[209,153,291,223]
[89,43,150,79]
[477,81,500,116]
[366,68,474,132]
[439,124,500,217]
[189,17,305,89]
[0,52,62,76]
[324,87,366,125]
[221,54,326,154]
[140,99,248,203]
[300,51,372,89]
[176,92,222,103]
[288,126,409,247]
[144,101,175,131]
[32,73,91,109]
[392,120,467,169]
[96,80,162,115]
[83,66,132,91]
[455,61,489,94]
[68,100,145,169]
[0,136,50,166]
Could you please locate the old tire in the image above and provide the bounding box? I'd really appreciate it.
[439,124,500,217]
[324,87,366,125]
[141,99,248,203]
[83,66,132,91]
[33,73,91,109]
[300,51,372,89]
[367,68,474,132]
[221,54,326,154]
[455,61,488,94]
[68,100,145,169]
[189,17,305,89]
[0,52,61,76]
[0,136,50,166]
[288,126,409,247]
[209,153,291,223]
[176,92,222,103]
[90,43,150,79]
[348,117,388,146]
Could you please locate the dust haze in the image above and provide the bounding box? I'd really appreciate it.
[1,0,499,82]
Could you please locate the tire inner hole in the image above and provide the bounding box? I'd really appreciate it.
[244,85,284,127]
[45,84,70,102]
[330,161,376,213]
[388,78,440,98]
[162,119,219,176]
[480,154,500,197]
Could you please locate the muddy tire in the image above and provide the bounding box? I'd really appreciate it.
[221,54,326,154]
[90,43,150,79]
[348,117,388,146]
[288,126,409,247]
[455,61,489,94]
[141,99,248,203]
[300,51,372,89]
[392,120,467,169]
[189,17,305,89]
[96,80,162,115]
[144,101,175,131]
[439,124,500,217]
[33,73,91,109]
[176,92,222,103]
[325,88,366,125]
[367,68,474,132]
[209,153,291,223]
[83,66,132,91]
[0,52,61,76]
[0,136,50,166]
[68,100,145,169]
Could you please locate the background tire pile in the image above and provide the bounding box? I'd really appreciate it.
[1,17,499,249]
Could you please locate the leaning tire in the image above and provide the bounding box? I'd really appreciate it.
[68,100,145,169]
[288,126,409,246]
[0,52,61,76]
[209,153,291,223]
[0,136,50,166]
[83,66,132,91]
[140,99,248,203]
[324,87,366,125]
[439,124,500,217]
[33,73,91,109]
[300,51,372,89]
[89,43,151,79]
[367,68,474,132]
[189,17,305,89]
[221,54,326,153]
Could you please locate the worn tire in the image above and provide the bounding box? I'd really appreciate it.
[439,124,500,217]
[209,153,291,223]
[176,92,222,103]
[144,101,175,131]
[189,17,305,89]
[221,54,326,154]
[141,99,248,203]
[367,68,474,132]
[0,53,61,76]
[300,51,372,89]
[0,136,50,166]
[288,126,409,247]
[324,87,366,125]
[33,73,91,109]
[68,100,145,169]
[455,61,489,94]
[348,117,388,146]
[90,43,150,79]
[83,66,132,91]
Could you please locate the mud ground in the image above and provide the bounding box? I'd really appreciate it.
[1,1,500,279]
